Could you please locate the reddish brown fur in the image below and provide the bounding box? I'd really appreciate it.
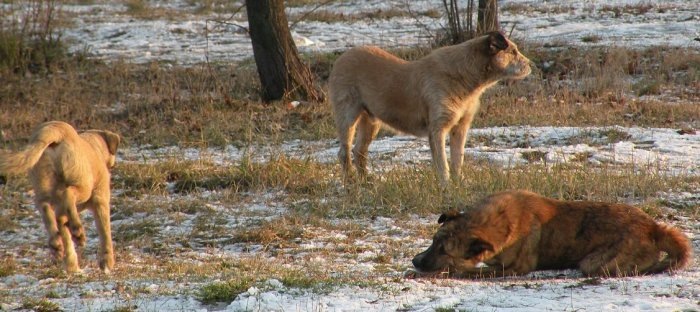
[412,190,692,278]
[329,32,531,183]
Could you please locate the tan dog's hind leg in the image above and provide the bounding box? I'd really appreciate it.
[352,113,380,177]
[429,128,449,184]
[334,104,363,180]
[91,195,115,273]
[449,114,475,180]
[38,201,63,262]
[61,187,86,248]
[56,214,80,273]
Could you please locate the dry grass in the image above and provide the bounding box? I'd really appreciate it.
[0,154,696,306]
[1,44,698,150]
[599,3,655,17]
[501,2,574,15]
[107,155,700,221]
[122,0,189,20]
[0,7,699,306]
[290,7,440,24]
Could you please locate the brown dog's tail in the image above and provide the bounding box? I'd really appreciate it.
[648,224,693,274]
[0,121,76,176]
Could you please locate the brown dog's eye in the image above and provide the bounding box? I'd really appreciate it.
[464,239,493,258]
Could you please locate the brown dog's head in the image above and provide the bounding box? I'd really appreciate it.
[412,210,494,275]
[481,31,531,80]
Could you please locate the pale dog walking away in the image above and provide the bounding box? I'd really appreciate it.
[0,121,120,273]
[329,32,531,183]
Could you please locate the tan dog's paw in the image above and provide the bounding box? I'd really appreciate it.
[48,237,64,261]
[64,263,82,274]
[99,254,115,274]
[70,225,87,247]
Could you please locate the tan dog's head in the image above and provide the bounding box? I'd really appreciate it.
[85,130,121,169]
[480,31,531,80]
[412,210,494,275]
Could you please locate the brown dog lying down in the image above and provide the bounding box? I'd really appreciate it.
[0,121,120,273]
[411,190,692,278]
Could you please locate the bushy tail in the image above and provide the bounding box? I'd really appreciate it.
[648,225,693,273]
[0,121,75,176]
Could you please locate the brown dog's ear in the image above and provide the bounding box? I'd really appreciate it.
[97,131,121,155]
[437,210,464,224]
[465,238,494,258]
[486,31,509,54]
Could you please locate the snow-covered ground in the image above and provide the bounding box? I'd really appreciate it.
[2,126,699,311]
[1,0,699,311]
[123,126,700,176]
[55,0,700,64]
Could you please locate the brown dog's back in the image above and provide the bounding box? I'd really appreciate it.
[534,198,691,274]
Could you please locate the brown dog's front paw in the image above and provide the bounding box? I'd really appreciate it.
[404,270,419,279]
[404,269,447,279]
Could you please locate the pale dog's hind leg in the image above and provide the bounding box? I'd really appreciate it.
[352,112,381,177]
[332,90,363,181]
[38,201,63,262]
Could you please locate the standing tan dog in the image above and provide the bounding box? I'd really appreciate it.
[411,190,691,278]
[329,32,531,183]
[0,121,120,273]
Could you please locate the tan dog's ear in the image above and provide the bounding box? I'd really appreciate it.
[97,131,121,155]
[437,210,464,224]
[486,31,509,54]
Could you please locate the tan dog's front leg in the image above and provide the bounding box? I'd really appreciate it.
[91,197,115,274]
[449,115,474,180]
[429,127,449,184]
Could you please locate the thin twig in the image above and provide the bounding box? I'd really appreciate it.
[289,0,335,29]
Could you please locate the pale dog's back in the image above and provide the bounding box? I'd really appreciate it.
[0,121,120,273]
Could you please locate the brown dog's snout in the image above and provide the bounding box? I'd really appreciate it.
[412,249,443,272]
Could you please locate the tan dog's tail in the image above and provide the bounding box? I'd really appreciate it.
[648,224,692,273]
[0,121,77,176]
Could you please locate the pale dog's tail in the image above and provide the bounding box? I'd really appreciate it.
[0,121,78,176]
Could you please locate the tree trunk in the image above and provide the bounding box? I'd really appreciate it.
[477,0,499,34]
[245,0,324,103]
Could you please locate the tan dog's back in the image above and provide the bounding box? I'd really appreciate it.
[330,46,426,135]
